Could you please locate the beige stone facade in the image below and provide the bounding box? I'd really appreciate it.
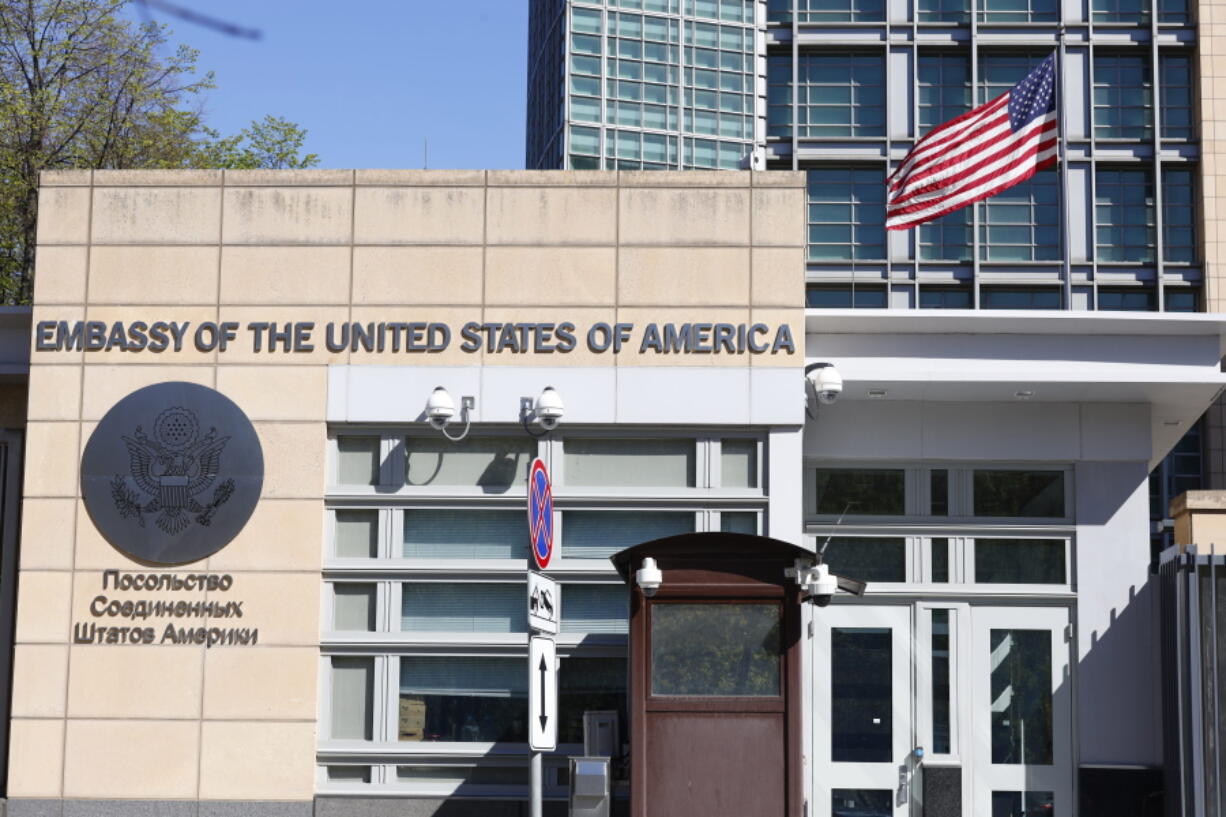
[13,168,805,807]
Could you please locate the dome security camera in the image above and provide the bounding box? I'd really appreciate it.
[806,363,843,406]
[636,557,663,598]
[534,386,565,431]
[804,563,839,608]
[426,387,456,430]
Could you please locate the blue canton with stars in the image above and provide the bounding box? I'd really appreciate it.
[1008,53,1057,132]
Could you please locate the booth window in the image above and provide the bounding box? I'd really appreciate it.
[651,603,781,697]
[322,430,768,792]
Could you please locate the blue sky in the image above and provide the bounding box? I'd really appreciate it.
[127,1,528,169]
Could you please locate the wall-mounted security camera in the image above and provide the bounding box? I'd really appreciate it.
[786,558,866,607]
[805,363,843,406]
[426,386,474,442]
[534,386,565,431]
[426,386,456,430]
[636,557,663,598]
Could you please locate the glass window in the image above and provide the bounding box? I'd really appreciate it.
[1160,54,1193,140]
[931,470,950,515]
[337,436,380,486]
[767,56,792,139]
[919,55,971,133]
[832,627,892,760]
[931,537,950,583]
[403,510,529,559]
[396,765,527,786]
[975,539,1066,584]
[834,791,894,813]
[334,584,376,631]
[1166,288,1199,312]
[992,792,1056,817]
[808,168,886,262]
[560,657,627,744]
[1093,55,1151,139]
[332,657,374,740]
[1098,288,1155,311]
[792,55,885,138]
[919,0,970,21]
[720,511,758,534]
[572,7,603,33]
[405,436,535,492]
[790,0,884,22]
[1159,0,1189,23]
[1096,169,1155,263]
[979,174,1061,262]
[402,584,526,633]
[979,0,1058,22]
[564,438,695,487]
[570,125,600,157]
[931,609,952,753]
[562,510,695,559]
[721,439,758,488]
[815,468,905,515]
[327,766,370,782]
[400,657,527,742]
[652,604,781,696]
[979,288,1062,310]
[806,285,888,308]
[979,53,1050,104]
[822,536,907,582]
[989,630,1053,764]
[973,470,1065,517]
[919,211,972,263]
[562,585,628,634]
[1092,0,1148,21]
[336,510,378,558]
[1164,168,1196,263]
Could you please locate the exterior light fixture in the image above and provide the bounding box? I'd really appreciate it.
[426,386,474,442]
[1014,390,1035,400]
[521,386,565,437]
[636,557,663,597]
[867,389,888,400]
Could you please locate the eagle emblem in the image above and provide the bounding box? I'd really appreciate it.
[110,407,235,535]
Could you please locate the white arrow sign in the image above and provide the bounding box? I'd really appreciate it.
[527,571,559,635]
[529,635,558,751]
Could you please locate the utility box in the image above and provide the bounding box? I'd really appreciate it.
[583,710,619,759]
[569,756,611,817]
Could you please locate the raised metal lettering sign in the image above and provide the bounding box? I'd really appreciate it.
[80,382,264,565]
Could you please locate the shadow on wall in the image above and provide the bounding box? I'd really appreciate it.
[1076,581,1165,817]
[314,798,629,817]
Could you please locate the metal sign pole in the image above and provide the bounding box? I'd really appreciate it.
[531,750,543,817]
[527,457,556,817]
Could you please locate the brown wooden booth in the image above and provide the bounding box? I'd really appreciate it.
[611,532,811,817]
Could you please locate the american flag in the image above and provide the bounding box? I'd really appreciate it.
[886,52,1059,230]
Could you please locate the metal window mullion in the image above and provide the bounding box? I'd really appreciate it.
[1088,38,1100,296]
[884,36,894,299]
[1058,29,1074,309]
[791,4,799,170]
[1151,10,1167,309]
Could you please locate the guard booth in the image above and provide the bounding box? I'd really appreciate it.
[611,532,810,817]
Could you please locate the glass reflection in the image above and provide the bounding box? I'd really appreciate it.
[990,630,1053,765]
[832,628,893,762]
[991,790,1055,817]
[651,604,780,696]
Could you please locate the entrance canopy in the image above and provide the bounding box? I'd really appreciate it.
[807,310,1226,468]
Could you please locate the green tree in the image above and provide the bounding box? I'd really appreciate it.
[197,115,320,170]
[0,0,317,304]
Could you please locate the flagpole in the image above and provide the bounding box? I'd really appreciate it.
[1057,29,1073,309]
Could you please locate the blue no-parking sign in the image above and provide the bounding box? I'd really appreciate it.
[528,458,554,570]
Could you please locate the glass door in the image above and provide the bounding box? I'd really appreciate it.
[814,605,913,817]
[970,606,1073,816]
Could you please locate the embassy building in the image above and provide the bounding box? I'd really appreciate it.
[0,166,1217,817]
